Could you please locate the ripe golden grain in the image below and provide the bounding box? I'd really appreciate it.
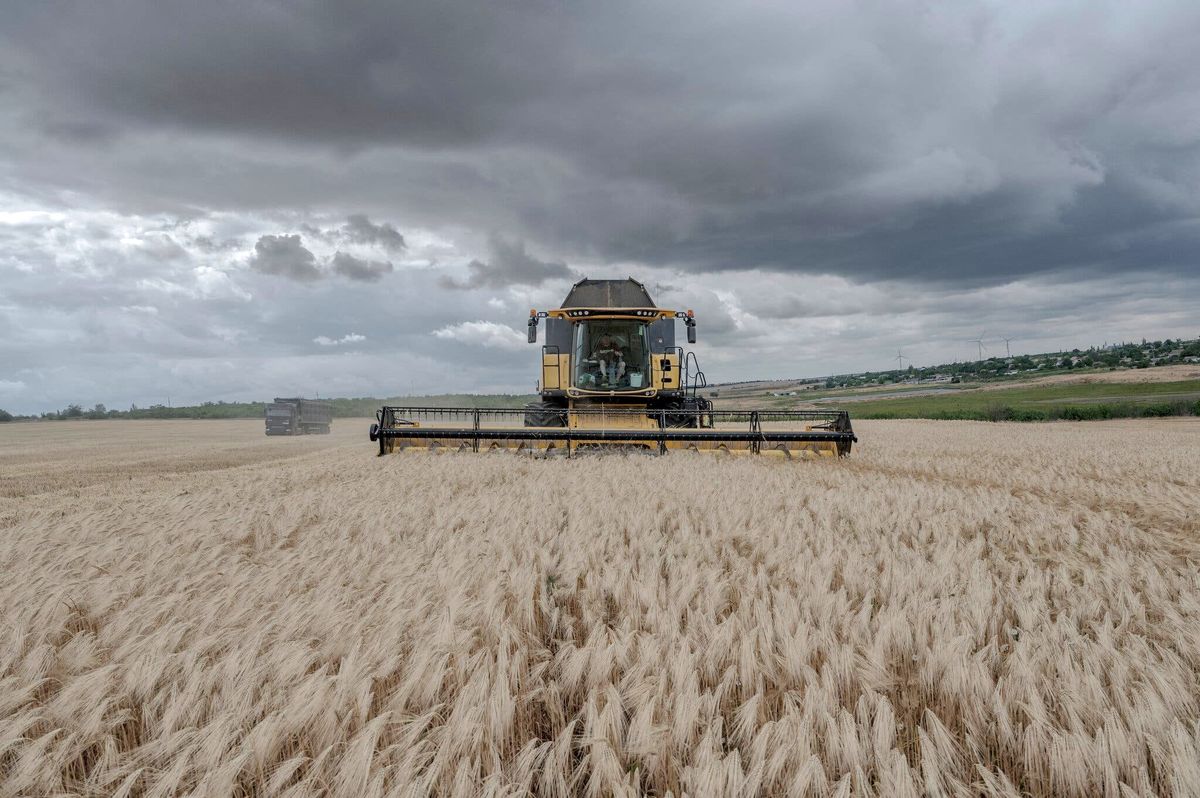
[1,418,1199,796]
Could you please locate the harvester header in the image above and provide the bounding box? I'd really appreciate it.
[371,277,855,458]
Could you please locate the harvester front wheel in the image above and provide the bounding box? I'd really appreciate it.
[523,401,567,428]
[663,399,703,428]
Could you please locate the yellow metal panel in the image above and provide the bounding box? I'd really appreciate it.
[542,353,569,390]
[546,308,680,321]
[568,404,657,430]
[651,352,681,391]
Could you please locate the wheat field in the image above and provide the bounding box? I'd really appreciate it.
[2,418,1199,797]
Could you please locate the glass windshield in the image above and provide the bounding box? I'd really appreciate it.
[267,405,292,416]
[573,321,650,390]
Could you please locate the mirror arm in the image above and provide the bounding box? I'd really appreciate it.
[527,310,547,344]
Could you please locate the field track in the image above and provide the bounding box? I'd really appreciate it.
[2,418,1200,796]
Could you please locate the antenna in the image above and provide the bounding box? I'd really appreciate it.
[969,332,987,361]
[1001,337,1014,358]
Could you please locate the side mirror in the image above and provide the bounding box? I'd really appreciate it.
[687,321,697,345]
[527,323,537,344]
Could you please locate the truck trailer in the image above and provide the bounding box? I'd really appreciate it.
[265,397,333,435]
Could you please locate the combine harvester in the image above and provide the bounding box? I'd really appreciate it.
[370,278,856,458]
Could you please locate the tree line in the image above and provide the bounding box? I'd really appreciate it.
[4,394,537,422]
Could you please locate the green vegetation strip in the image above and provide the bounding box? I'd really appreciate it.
[847,380,1200,421]
[21,394,539,422]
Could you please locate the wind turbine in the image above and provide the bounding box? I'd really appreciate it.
[970,332,987,361]
[1001,337,1014,358]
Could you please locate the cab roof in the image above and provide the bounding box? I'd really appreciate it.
[560,278,655,309]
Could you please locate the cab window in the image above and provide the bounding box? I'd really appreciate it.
[572,321,649,389]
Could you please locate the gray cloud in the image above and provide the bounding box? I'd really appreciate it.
[341,214,405,252]
[440,237,576,290]
[6,1,1200,286]
[331,251,394,282]
[249,234,321,282]
[193,235,245,254]
[247,237,396,282]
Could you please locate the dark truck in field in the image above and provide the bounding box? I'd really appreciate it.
[265,398,333,435]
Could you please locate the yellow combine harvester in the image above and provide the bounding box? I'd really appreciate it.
[370,278,856,457]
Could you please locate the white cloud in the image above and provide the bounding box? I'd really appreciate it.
[432,321,527,351]
[0,210,67,225]
[0,380,28,397]
[313,333,367,347]
[194,266,252,301]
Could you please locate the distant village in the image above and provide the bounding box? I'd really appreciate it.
[754,336,1200,395]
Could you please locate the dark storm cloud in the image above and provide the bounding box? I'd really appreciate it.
[6,1,1200,286]
[330,251,394,282]
[341,215,406,252]
[297,216,405,252]
[248,236,398,282]
[249,234,321,282]
[439,237,576,290]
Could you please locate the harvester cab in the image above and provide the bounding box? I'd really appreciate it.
[370,278,856,458]
[524,278,711,429]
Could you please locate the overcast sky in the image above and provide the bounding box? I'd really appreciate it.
[2,1,1198,414]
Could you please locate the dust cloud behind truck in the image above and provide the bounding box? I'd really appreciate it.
[265,398,333,435]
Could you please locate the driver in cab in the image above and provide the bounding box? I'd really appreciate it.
[593,334,625,386]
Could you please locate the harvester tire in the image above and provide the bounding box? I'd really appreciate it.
[523,401,567,428]
[663,400,700,428]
